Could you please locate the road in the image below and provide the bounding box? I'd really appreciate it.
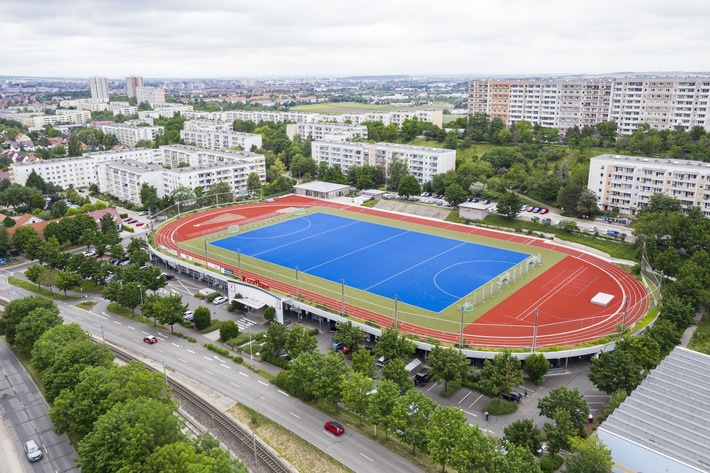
[1,270,423,473]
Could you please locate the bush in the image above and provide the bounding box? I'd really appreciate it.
[272,371,289,390]
[261,353,290,369]
[539,453,564,473]
[484,398,518,416]
[219,320,240,342]
[204,343,243,364]
[194,306,211,330]
[264,306,275,322]
[440,380,461,398]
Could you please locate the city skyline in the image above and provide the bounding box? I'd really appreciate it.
[1,0,709,78]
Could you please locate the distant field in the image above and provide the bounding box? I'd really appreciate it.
[291,102,403,114]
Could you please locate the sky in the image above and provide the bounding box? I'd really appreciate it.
[2,0,709,79]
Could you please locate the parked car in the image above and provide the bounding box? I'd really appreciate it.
[212,296,229,305]
[183,311,194,321]
[143,335,158,344]
[499,391,523,402]
[324,420,345,436]
[540,208,549,214]
[532,207,542,213]
[109,258,120,265]
[82,250,96,257]
[606,229,620,237]
[136,222,145,227]
[161,273,175,280]
[414,368,431,387]
[139,211,149,216]
[586,226,599,233]
[24,440,42,462]
[376,356,390,367]
[331,341,344,351]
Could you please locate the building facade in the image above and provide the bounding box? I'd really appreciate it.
[179,129,262,151]
[311,141,456,184]
[126,76,144,98]
[97,160,164,205]
[285,122,368,141]
[89,76,109,100]
[100,123,164,147]
[469,77,710,134]
[183,120,233,132]
[135,86,166,104]
[588,153,710,217]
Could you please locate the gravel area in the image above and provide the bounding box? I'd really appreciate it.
[373,199,452,220]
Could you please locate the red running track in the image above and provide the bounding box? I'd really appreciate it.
[154,196,649,349]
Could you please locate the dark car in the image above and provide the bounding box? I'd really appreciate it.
[414,368,431,386]
[499,391,523,402]
[324,420,345,436]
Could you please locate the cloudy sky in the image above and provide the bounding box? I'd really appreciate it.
[2,0,708,79]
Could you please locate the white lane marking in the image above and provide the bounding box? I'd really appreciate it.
[230,382,241,389]
[278,390,290,397]
[213,356,224,363]
[458,391,472,405]
[142,331,150,335]
[187,349,195,354]
[95,314,109,320]
[178,358,189,364]
[113,321,122,325]
[469,394,484,409]
[102,312,109,316]
[203,356,212,361]
[427,381,440,392]
[171,343,181,347]
[127,326,135,330]
[203,369,213,375]
[155,348,164,353]
[290,412,301,419]
[221,364,231,370]
[157,333,168,339]
[359,453,374,462]
[463,410,478,418]
[239,372,249,378]
[93,323,101,327]
[258,380,268,386]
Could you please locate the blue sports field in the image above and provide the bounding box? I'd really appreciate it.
[210,212,530,312]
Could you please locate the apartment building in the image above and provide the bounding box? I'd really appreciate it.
[183,120,233,132]
[182,109,443,128]
[126,76,144,99]
[100,123,164,146]
[89,76,109,100]
[135,86,165,104]
[179,129,262,151]
[97,160,164,204]
[59,98,109,112]
[285,122,368,141]
[311,141,455,184]
[22,110,92,128]
[469,77,710,134]
[107,101,138,116]
[138,103,193,119]
[588,154,710,217]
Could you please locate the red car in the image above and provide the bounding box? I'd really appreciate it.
[324,420,344,436]
[540,208,549,214]
[143,335,158,344]
[136,222,145,227]
[341,346,351,355]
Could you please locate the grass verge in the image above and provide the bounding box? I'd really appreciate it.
[484,398,519,415]
[228,403,354,473]
[76,301,97,311]
[8,277,78,300]
[688,309,710,355]
[199,320,222,334]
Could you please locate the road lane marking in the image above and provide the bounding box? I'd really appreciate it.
[239,372,249,378]
[213,356,224,363]
[203,369,213,375]
[427,381,440,392]
[230,382,241,388]
[469,394,484,409]
[458,391,472,405]
[278,390,290,397]
[290,412,301,419]
[359,453,374,462]
[258,380,268,386]
[221,364,231,370]
[127,326,135,330]
[187,349,195,354]
[171,343,181,347]
[203,356,212,361]
[463,410,478,418]
[179,358,189,364]
[113,321,122,325]
[142,331,150,335]
[155,348,164,353]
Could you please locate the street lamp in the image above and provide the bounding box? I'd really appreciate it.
[248,325,253,360]
[137,284,144,305]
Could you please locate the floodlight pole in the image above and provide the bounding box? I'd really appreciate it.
[622,295,629,334]
[237,249,242,280]
[460,305,465,348]
[532,308,539,352]
[204,239,208,268]
[341,279,345,316]
[295,266,299,298]
[394,294,399,329]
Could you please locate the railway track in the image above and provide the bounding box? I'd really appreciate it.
[110,347,293,473]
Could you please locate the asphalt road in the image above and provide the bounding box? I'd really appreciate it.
[3,273,423,473]
[0,338,80,473]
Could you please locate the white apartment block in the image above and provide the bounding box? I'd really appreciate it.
[89,76,109,100]
[107,102,138,116]
[10,157,97,189]
[138,104,193,119]
[21,110,92,128]
[470,77,710,134]
[179,129,262,151]
[589,154,710,217]
[181,109,443,128]
[183,120,233,132]
[97,160,165,205]
[285,122,368,141]
[100,123,164,146]
[136,86,166,104]
[311,141,455,184]
[59,98,109,112]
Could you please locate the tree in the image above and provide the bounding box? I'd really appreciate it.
[503,419,544,457]
[469,181,488,197]
[387,154,409,191]
[565,436,613,473]
[389,389,437,455]
[351,348,377,378]
[68,133,82,157]
[333,321,365,352]
[25,264,46,289]
[220,320,240,342]
[11,226,42,255]
[341,371,375,424]
[193,305,212,330]
[117,281,143,315]
[262,321,288,357]
[576,188,600,218]
[479,350,524,397]
[588,349,642,395]
[313,351,351,408]
[285,325,318,360]
[0,296,58,346]
[427,344,470,390]
[397,175,421,199]
[374,327,416,361]
[382,358,413,394]
[367,379,399,438]
[289,154,317,178]
[77,397,183,473]
[427,406,469,472]
[140,183,161,211]
[54,270,83,296]
[450,424,493,473]
[488,443,542,473]
[496,191,523,219]
[444,183,468,207]
[246,172,262,197]
[544,408,577,455]
[524,353,550,385]
[14,307,63,354]
[537,386,589,437]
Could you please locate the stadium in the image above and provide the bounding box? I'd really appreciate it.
[153,194,654,353]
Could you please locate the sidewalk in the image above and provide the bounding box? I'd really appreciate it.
[0,416,28,473]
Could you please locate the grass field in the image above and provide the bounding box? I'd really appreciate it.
[177,205,565,335]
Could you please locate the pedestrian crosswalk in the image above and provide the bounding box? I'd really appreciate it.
[236,317,256,331]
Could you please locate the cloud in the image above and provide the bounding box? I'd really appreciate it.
[1,0,708,78]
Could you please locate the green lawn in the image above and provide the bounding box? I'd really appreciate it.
[689,311,710,355]
[178,206,565,337]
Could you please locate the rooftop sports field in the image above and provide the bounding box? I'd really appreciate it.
[155,195,650,348]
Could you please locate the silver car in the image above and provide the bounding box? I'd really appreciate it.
[24,439,42,462]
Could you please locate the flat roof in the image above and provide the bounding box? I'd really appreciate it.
[591,154,710,173]
[459,202,491,210]
[293,181,352,193]
[599,347,710,472]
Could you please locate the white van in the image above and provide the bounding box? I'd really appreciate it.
[197,288,218,297]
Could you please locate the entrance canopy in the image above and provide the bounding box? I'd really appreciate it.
[237,297,266,310]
